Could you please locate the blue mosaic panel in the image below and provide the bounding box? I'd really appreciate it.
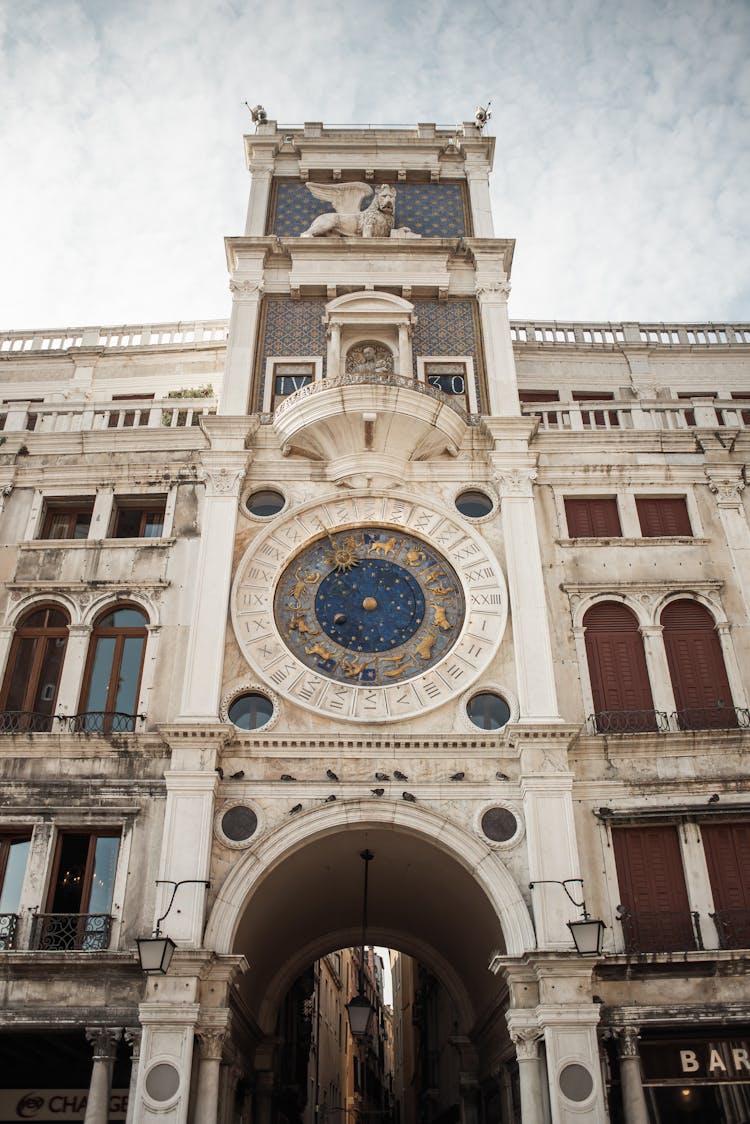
[412,300,481,389]
[257,297,327,409]
[271,181,467,238]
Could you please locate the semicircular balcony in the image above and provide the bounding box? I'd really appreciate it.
[272,371,472,488]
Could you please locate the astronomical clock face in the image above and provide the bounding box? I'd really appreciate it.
[273,528,465,685]
[231,493,507,722]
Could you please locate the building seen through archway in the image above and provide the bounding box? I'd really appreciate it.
[1,115,750,1124]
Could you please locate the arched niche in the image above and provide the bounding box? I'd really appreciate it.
[323,290,415,380]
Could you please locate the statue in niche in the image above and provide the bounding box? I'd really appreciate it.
[345,343,394,374]
[300,182,420,239]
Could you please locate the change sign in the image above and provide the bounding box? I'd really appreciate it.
[0,1090,128,1121]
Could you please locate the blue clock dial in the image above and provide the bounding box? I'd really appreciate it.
[315,560,425,652]
[274,527,465,685]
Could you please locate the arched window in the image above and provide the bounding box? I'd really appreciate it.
[661,600,736,729]
[0,606,69,732]
[77,605,148,732]
[583,602,656,732]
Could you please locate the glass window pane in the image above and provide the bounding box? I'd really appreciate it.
[45,512,72,539]
[87,836,120,914]
[113,636,145,714]
[143,512,164,538]
[114,507,142,537]
[100,608,147,628]
[4,638,36,710]
[0,839,30,913]
[85,637,116,711]
[32,637,66,715]
[50,834,89,913]
[73,513,91,539]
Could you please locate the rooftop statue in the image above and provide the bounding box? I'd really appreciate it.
[300,182,420,239]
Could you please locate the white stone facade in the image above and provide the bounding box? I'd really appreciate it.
[0,118,749,1123]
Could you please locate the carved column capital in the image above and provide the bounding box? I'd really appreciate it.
[616,1025,641,1058]
[495,469,537,499]
[196,1027,227,1062]
[510,1028,543,1061]
[475,280,511,300]
[229,279,264,301]
[85,1026,122,1061]
[204,468,244,499]
[123,1026,142,1058]
[706,469,745,506]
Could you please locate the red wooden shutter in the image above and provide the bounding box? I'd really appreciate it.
[584,603,655,728]
[635,496,692,537]
[612,826,694,951]
[564,497,621,538]
[661,600,736,728]
[702,823,750,947]
[702,824,750,912]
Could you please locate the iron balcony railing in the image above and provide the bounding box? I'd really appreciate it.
[711,909,750,951]
[587,709,669,735]
[617,905,703,954]
[69,711,145,734]
[1,711,145,734]
[0,710,56,734]
[31,913,112,952]
[672,706,750,731]
[586,707,750,735]
[0,913,19,950]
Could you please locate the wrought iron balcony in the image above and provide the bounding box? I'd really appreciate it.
[617,905,703,954]
[31,913,112,952]
[711,909,750,950]
[587,709,669,735]
[672,705,749,731]
[0,710,55,734]
[69,711,144,733]
[0,913,19,950]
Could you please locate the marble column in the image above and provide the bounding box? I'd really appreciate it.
[124,1027,141,1124]
[84,1027,121,1124]
[193,1028,227,1124]
[510,1030,546,1124]
[617,1026,649,1124]
[220,279,265,416]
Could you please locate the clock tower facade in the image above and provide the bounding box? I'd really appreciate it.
[134,120,603,1124]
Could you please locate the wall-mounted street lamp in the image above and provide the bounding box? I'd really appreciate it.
[136,879,211,974]
[528,878,605,955]
[346,850,375,1038]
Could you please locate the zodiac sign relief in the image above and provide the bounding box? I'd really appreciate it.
[305,640,336,663]
[290,568,320,607]
[289,614,318,637]
[433,604,451,631]
[414,633,437,660]
[405,547,427,566]
[368,536,399,557]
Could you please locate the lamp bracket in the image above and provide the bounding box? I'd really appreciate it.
[529,878,587,914]
[154,879,211,936]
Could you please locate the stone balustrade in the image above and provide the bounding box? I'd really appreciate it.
[522,396,750,432]
[0,319,228,354]
[2,319,748,357]
[0,396,217,433]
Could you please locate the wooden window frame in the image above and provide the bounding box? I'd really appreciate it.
[111,497,167,539]
[78,605,148,727]
[0,833,32,898]
[45,829,120,914]
[263,357,323,413]
[564,496,622,538]
[417,356,477,414]
[0,606,69,719]
[40,500,95,541]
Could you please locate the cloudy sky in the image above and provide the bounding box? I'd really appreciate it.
[1,0,748,331]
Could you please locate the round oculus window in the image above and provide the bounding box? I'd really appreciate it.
[221,805,258,842]
[246,489,285,518]
[228,692,274,730]
[455,490,494,519]
[145,1063,180,1102]
[466,692,511,731]
[559,1064,594,1103]
[481,807,518,843]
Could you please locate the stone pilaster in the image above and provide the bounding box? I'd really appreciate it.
[124,1027,142,1124]
[508,1025,547,1124]
[495,467,559,721]
[220,277,265,416]
[705,469,750,621]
